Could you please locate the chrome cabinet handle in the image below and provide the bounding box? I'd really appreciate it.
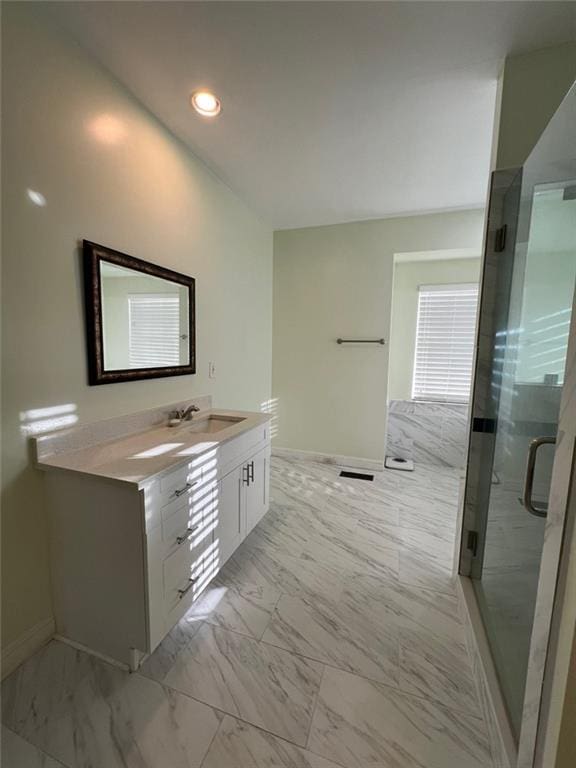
[249,461,255,483]
[177,577,197,599]
[523,436,556,518]
[176,526,198,545]
[173,481,196,498]
[243,464,250,486]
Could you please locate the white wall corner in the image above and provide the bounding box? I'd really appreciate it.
[1,616,55,680]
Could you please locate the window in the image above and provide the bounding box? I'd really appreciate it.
[128,294,181,368]
[412,283,479,403]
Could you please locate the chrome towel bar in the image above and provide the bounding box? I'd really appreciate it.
[337,338,385,345]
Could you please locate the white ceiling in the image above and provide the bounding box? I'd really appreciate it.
[50,1,576,229]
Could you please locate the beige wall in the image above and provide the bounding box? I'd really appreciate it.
[272,211,484,463]
[388,257,481,401]
[1,4,273,660]
[496,42,576,170]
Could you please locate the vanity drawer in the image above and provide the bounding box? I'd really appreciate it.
[161,481,216,557]
[144,510,215,652]
[159,464,202,502]
[163,520,216,601]
[161,498,201,559]
[163,542,203,613]
[144,461,218,535]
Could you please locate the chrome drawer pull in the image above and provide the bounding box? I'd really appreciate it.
[173,481,196,498]
[177,577,197,599]
[176,526,198,545]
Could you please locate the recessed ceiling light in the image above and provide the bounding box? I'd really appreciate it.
[191,90,222,117]
[26,189,47,207]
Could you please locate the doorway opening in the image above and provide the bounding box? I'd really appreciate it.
[386,248,481,471]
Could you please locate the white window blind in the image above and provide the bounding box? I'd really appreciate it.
[128,294,180,368]
[412,283,479,403]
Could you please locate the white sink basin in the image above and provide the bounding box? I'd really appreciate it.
[187,415,245,434]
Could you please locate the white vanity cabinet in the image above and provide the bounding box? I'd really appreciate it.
[244,447,269,535]
[44,418,271,670]
[214,444,271,566]
[215,464,245,571]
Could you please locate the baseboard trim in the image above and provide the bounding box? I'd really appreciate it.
[272,446,384,472]
[458,576,516,768]
[1,616,55,680]
[54,634,131,672]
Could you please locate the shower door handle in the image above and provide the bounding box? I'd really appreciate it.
[523,436,556,518]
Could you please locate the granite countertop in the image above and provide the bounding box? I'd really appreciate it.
[36,408,271,489]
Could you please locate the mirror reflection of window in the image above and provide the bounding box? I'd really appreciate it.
[128,294,181,368]
[100,261,189,371]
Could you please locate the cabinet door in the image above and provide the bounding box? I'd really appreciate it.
[213,465,244,573]
[245,446,270,536]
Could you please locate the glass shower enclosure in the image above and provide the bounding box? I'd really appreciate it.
[460,83,576,750]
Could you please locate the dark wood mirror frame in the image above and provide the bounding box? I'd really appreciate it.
[83,240,196,385]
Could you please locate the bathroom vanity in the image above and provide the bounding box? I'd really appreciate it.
[33,397,271,670]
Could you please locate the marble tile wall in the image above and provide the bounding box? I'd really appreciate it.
[386,399,470,468]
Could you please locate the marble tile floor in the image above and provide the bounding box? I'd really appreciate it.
[2,455,494,768]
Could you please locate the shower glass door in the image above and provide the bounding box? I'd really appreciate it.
[462,86,576,741]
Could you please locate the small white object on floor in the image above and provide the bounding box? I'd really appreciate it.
[385,456,414,471]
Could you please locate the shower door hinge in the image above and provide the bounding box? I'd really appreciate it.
[472,417,497,434]
[494,225,507,253]
[467,530,479,557]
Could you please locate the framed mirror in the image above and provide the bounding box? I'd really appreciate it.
[83,240,196,385]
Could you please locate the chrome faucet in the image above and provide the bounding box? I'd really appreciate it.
[169,404,200,423]
[182,404,200,420]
